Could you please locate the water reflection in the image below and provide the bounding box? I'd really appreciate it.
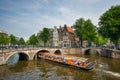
[0,55,120,80]
[8,61,29,72]
[37,60,52,80]
[7,53,19,65]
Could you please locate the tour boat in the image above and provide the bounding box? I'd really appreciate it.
[38,53,95,70]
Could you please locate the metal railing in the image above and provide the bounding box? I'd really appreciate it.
[0,45,64,53]
[0,45,42,53]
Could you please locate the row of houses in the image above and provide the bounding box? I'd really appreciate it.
[0,30,8,36]
[38,24,80,48]
[38,24,116,48]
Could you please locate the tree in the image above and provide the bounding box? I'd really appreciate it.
[73,18,96,47]
[18,37,25,45]
[27,34,38,45]
[37,32,42,46]
[84,19,97,42]
[0,35,9,45]
[98,5,120,49]
[26,40,30,45]
[39,28,50,46]
[9,34,18,45]
[94,35,107,46]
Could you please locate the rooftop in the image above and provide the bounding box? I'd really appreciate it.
[67,27,73,33]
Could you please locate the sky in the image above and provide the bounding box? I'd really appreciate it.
[0,0,120,40]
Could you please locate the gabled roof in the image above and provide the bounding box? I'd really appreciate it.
[67,26,73,33]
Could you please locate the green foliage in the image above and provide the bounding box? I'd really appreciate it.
[73,18,85,40]
[37,32,42,45]
[84,19,97,42]
[94,35,107,45]
[18,37,25,45]
[9,34,18,45]
[0,35,9,45]
[118,38,120,43]
[26,40,30,45]
[98,5,120,48]
[39,28,50,46]
[73,18,96,47]
[27,34,38,45]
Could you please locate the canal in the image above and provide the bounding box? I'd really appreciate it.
[0,54,120,80]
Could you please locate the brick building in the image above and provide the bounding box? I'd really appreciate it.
[58,24,79,48]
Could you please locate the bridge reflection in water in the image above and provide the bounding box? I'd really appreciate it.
[7,53,19,65]
[6,52,29,65]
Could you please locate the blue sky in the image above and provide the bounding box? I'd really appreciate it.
[0,0,120,40]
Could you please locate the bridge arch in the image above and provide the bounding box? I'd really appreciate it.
[84,48,100,55]
[37,50,50,53]
[18,52,29,60]
[54,49,62,55]
[32,49,50,60]
[5,52,30,64]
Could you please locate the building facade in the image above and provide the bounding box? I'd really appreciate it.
[58,24,78,48]
[0,30,8,36]
[38,25,79,48]
[49,26,59,47]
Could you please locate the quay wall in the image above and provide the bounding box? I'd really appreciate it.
[100,49,120,59]
[62,48,82,54]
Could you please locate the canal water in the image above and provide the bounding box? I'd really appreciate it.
[0,54,120,80]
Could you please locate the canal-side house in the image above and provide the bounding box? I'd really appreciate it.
[49,26,59,47]
[58,24,78,48]
[49,28,54,47]
[38,25,79,48]
[0,30,8,36]
[57,26,63,47]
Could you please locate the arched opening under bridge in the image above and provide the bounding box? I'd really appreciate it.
[6,52,29,65]
[18,52,29,60]
[34,50,50,59]
[54,50,61,55]
[84,49,99,55]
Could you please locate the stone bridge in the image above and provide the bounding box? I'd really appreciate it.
[82,48,101,55]
[0,47,102,65]
[83,47,120,59]
[0,47,83,65]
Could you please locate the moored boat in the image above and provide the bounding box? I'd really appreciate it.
[38,53,95,70]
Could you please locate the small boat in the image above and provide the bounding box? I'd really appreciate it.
[38,53,95,70]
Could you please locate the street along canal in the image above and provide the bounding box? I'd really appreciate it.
[0,54,120,80]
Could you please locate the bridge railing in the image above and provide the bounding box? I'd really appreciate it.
[0,45,63,54]
[0,45,41,53]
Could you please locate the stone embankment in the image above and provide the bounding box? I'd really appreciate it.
[62,48,82,54]
[100,49,120,59]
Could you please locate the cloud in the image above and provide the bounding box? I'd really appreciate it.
[57,6,99,25]
[0,0,120,40]
[77,0,101,4]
